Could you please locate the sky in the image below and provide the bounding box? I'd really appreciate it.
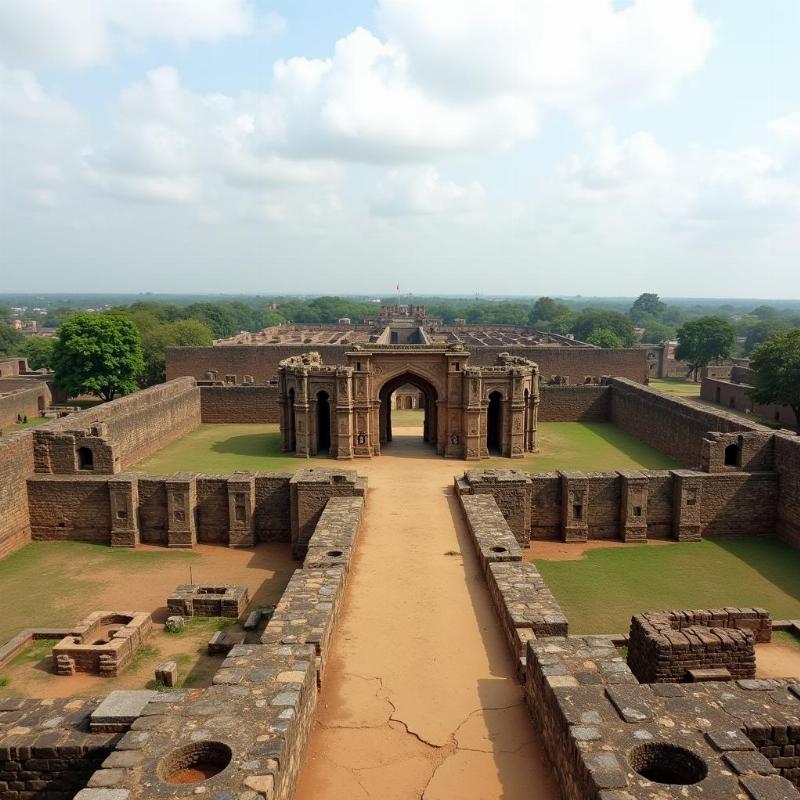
[1,0,799,298]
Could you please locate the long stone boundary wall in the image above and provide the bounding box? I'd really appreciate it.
[608,377,766,467]
[0,380,50,429]
[776,432,800,548]
[33,377,201,474]
[167,343,648,384]
[460,468,778,543]
[0,431,35,560]
[26,472,293,546]
[200,383,281,423]
[702,375,797,428]
[538,384,610,421]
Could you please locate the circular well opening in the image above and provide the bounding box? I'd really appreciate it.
[158,741,232,785]
[629,743,707,786]
[326,550,343,557]
[490,546,507,553]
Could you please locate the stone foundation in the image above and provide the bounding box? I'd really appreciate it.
[166,584,249,618]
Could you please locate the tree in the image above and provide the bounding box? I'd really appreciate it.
[630,293,666,323]
[530,297,570,326]
[571,309,637,346]
[587,327,624,348]
[0,322,24,357]
[639,320,676,344]
[52,313,144,401]
[744,319,790,354]
[134,317,214,387]
[749,328,800,431]
[674,316,736,381]
[22,336,55,370]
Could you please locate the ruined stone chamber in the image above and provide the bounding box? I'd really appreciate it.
[627,608,771,684]
[52,611,153,677]
[167,584,249,618]
[277,346,539,460]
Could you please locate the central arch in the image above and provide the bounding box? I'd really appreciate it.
[377,371,439,448]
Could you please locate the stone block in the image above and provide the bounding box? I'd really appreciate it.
[90,690,156,733]
[164,615,185,633]
[155,661,178,688]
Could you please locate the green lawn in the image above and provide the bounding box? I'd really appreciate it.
[134,421,677,475]
[534,537,800,634]
[500,422,678,473]
[0,542,201,645]
[392,408,425,427]
[649,378,701,397]
[0,416,51,436]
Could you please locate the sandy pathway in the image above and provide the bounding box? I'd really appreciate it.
[294,431,559,800]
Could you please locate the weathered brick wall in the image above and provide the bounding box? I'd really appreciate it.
[200,384,281,423]
[0,380,50,429]
[0,432,35,559]
[701,376,796,426]
[27,475,111,542]
[254,474,292,542]
[167,344,649,384]
[137,478,167,544]
[469,468,778,541]
[775,433,800,548]
[196,476,229,543]
[538,385,611,421]
[34,377,201,473]
[0,698,119,800]
[609,377,764,466]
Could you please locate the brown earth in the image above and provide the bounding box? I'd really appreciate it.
[756,640,800,679]
[526,538,674,562]
[293,429,560,800]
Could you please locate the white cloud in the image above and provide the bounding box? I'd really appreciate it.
[0,0,258,68]
[769,112,800,144]
[371,166,486,216]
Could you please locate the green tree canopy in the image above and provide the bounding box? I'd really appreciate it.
[52,313,144,401]
[530,297,570,326]
[629,293,666,323]
[587,327,624,348]
[749,328,800,431]
[571,309,636,346]
[0,322,24,357]
[744,319,791,354]
[639,320,676,344]
[22,336,55,370]
[674,316,736,381]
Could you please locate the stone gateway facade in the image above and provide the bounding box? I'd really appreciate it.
[277,345,540,460]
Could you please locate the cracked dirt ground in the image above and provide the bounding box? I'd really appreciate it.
[294,430,561,800]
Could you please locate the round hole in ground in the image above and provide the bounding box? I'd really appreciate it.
[490,546,507,553]
[629,743,707,786]
[158,741,232,785]
[326,550,343,557]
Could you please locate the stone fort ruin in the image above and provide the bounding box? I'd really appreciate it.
[0,330,800,799]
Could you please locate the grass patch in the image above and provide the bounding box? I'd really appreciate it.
[774,631,800,650]
[391,408,425,427]
[10,639,59,667]
[0,677,8,688]
[534,537,800,635]
[649,378,701,397]
[0,541,200,645]
[501,422,678,473]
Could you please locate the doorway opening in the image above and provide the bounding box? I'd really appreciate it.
[487,391,503,454]
[378,373,438,450]
[316,391,331,453]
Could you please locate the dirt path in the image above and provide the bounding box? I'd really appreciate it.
[294,430,559,800]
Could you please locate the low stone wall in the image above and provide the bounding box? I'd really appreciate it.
[200,383,281,423]
[0,698,120,800]
[609,377,766,467]
[0,431,34,559]
[486,562,568,663]
[0,380,50,429]
[33,377,201,474]
[776,433,800,548]
[456,469,532,544]
[701,376,796,427]
[458,493,522,574]
[261,567,345,686]
[627,609,770,684]
[538,384,611,422]
[304,496,364,574]
[464,468,778,542]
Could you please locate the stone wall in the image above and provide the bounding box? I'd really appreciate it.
[0,432,35,559]
[538,384,611,421]
[776,433,800,548]
[33,377,201,474]
[0,380,50,429]
[25,472,294,546]
[463,468,778,542]
[167,343,649,385]
[200,384,281,423]
[0,698,120,800]
[701,376,797,427]
[608,377,765,467]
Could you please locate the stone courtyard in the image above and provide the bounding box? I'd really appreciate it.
[1,342,800,799]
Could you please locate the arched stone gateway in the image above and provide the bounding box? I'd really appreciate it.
[278,345,539,460]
